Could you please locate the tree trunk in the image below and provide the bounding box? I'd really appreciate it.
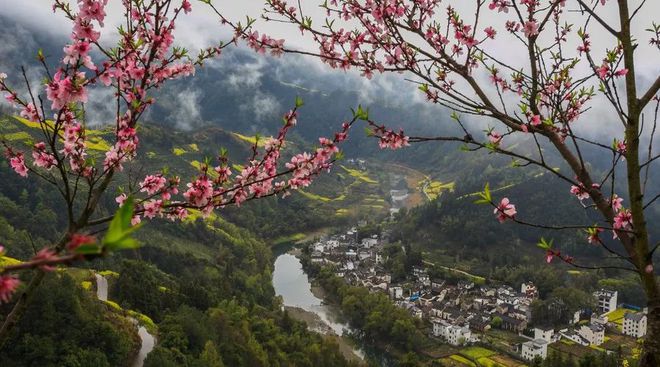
[639,291,660,366]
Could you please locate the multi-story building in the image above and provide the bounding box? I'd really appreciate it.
[521,339,548,361]
[594,289,618,313]
[521,282,539,299]
[432,319,471,346]
[623,312,647,338]
[578,324,605,346]
[389,286,403,300]
[534,327,555,343]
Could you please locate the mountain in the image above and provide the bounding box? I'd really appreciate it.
[0,113,370,366]
[1,11,658,366]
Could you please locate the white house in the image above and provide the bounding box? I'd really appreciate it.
[560,330,590,346]
[412,266,427,278]
[432,319,471,346]
[534,327,555,343]
[623,312,647,338]
[577,324,605,346]
[361,238,378,248]
[572,310,582,324]
[521,282,539,299]
[312,242,325,253]
[410,307,423,319]
[446,324,471,346]
[591,313,608,325]
[594,289,618,313]
[389,286,403,300]
[311,251,324,263]
[432,319,448,337]
[521,339,548,361]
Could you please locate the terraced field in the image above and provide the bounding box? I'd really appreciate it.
[439,346,524,367]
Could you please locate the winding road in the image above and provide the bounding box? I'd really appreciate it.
[94,274,155,367]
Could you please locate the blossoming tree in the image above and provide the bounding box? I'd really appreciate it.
[0,0,358,345]
[257,0,660,364]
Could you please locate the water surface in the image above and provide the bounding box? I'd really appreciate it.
[272,253,348,335]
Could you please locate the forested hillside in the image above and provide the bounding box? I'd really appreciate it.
[0,114,363,366]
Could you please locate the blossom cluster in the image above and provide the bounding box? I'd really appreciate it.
[494,197,517,223]
[568,180,632,242]
[263,0,634,150]
[0,0,228,304]
[1,0,205,181]
[123,109,354,223]
[368,122,410,150]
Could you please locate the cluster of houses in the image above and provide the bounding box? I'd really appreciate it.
[520,290,648,361]
[425,282,536,344]
[308,227,648,362]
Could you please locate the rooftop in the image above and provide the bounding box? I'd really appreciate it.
[624,312,646,322]
[523,339,548,348]
[594,289,617,297]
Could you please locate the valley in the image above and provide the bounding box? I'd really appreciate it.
[0,1,658,364]
[0,109,654,366]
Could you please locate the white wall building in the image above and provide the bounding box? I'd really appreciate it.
[521,282,539,298]
[521,339,548,361]
[312,242,325,253]
[594,289,618,313]
[573,310,582,324]
[560,330,590,346]
[432,319,448,337]
[623,312,647,338]
[432,319,471,346]
[361,238,378,248]
[578,324,605,346]
[534,327,555,343]
[389,286,403,300]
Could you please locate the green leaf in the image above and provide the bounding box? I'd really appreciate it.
[75,243,103,255]
[102,197,142,252]
[536,237,553,250]
[354,105,369,121]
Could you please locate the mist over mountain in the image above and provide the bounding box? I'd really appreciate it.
[1,6,659,366]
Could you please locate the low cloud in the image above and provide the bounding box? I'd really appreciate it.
[239,91,281,123]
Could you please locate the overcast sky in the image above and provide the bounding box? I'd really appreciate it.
[0,1,658,140]
[1,1,657,61]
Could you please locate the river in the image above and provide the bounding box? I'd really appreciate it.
[94,274,155,367]
[272,254,351,336]
[272,253,396,366]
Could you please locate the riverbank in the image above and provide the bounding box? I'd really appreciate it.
[94,273,156,367]
[284,306,365,364]
[311,283,328,300]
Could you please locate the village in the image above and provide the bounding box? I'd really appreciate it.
[308,226,648,364]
